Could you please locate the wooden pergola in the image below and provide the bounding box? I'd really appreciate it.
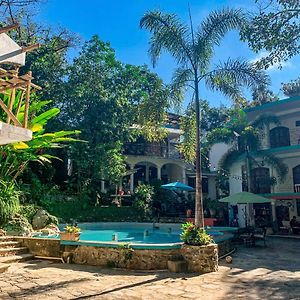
[0,24,41,130]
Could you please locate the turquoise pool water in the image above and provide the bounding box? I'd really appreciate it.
[34,222,237,246]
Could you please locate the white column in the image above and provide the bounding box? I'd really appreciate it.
[130,165,134,193]
[271,200,276,222]
[145,164,149,182]
[182,167,186,184]
[157,166,161,180]
[100,172,105,193]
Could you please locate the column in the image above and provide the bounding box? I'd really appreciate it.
[182,167,186,184]
[100,171,105,193]
[145,164,149,183]
[129,165,134,194]
[157,166,161,180]
[271,200,276,222]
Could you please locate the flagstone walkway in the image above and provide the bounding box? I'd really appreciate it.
[0,238,299,300]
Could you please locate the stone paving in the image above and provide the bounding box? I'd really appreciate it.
[0,238,299,300]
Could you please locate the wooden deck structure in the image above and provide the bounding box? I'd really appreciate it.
[0,24,40,144]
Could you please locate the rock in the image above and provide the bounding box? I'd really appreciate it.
[0,229,6,236]
[3,214,33,236]
[40,223,60,236]
[32,209,58,230]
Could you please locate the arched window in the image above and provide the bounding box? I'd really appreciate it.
[270,127,290,148]
[251,167,271,194]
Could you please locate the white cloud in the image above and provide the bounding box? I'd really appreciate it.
[249,51,292,72]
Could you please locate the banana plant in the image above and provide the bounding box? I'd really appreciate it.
[0,90,80,181]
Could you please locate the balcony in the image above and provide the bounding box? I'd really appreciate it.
[123,142,182,159]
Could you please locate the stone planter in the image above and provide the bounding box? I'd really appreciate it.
[60,232,80,241]
[180,243,218,273]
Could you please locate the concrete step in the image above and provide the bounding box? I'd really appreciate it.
[0,241,21,248]
[0,253,34,264]
[0,263,10,273]
[0,247,29,257]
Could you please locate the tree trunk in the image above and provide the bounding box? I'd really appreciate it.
[194,74,204,228]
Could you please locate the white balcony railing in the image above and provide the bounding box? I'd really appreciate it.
[294,184,300,192]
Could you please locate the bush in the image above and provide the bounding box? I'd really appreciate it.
[133,184,154,218]
[180,222,213,246]
[41,196,143,222]
[0,181,20,225]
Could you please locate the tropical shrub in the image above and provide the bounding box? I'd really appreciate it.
[0,181,21,225]
[133,184,154,218]
[180,222,213,246]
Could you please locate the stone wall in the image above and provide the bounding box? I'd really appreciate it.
[15,237,61,257]
[64,245,179,270]
[16,237,224,273]
[180,243,218,273]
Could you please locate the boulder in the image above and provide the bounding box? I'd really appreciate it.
[32,209,58,230]
[40,223,60,236]
[3,214,33,236]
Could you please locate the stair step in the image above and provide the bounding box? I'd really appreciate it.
[0,247,28,257]
[0,263,10,273]
[0,236,15,242]
[0,253,34,264]
[0,241,21,248]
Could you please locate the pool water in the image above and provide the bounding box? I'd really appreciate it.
[35,223,237,245]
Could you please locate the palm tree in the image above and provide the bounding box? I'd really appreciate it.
[207,110,288,190]
[140,8,269,227]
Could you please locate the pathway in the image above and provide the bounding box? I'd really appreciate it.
[0,238,299,299]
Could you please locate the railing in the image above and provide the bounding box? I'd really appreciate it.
[123,142,182,159]
[294,184,300,192]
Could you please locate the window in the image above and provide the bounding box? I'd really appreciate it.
[296,121,300,127]
[293,165,300,191]
[270,126,290,148]
[297,200,300,216]
[251,167,271,194]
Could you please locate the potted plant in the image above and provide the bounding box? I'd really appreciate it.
[60,225,81,241]
[180,222,218,273]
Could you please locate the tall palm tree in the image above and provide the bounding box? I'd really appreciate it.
[140,8,269,227]
[207,110,288,189]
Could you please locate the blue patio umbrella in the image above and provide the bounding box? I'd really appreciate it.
[161,181,195,192]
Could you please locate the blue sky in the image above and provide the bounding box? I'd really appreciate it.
[36,0,299,108]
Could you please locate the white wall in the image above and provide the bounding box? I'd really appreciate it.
[209,143,231,172]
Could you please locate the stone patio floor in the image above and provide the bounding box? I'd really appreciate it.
[0,238,299,300]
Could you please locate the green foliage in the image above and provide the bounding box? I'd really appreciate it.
[241,0,300,69]
[19,204,39,223]
[133,184,154,218]
[0,181,20,225]
[117,243,134,262]
[55,36,171,194]
[180,222,213,246]
[42,196,143,222]
[281,78,300,97]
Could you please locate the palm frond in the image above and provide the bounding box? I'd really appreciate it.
[206,127,236,146]
[169,67,193,106]
[250,114,280,129]
[195,8,245,68]
[255,150,288,183]
[140,10,191,67]
[204,58,270,100]
[219,148,244,171]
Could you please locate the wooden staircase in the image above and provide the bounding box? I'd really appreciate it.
[0,236,34,272]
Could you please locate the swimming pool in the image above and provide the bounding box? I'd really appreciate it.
[34,222,237,246]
